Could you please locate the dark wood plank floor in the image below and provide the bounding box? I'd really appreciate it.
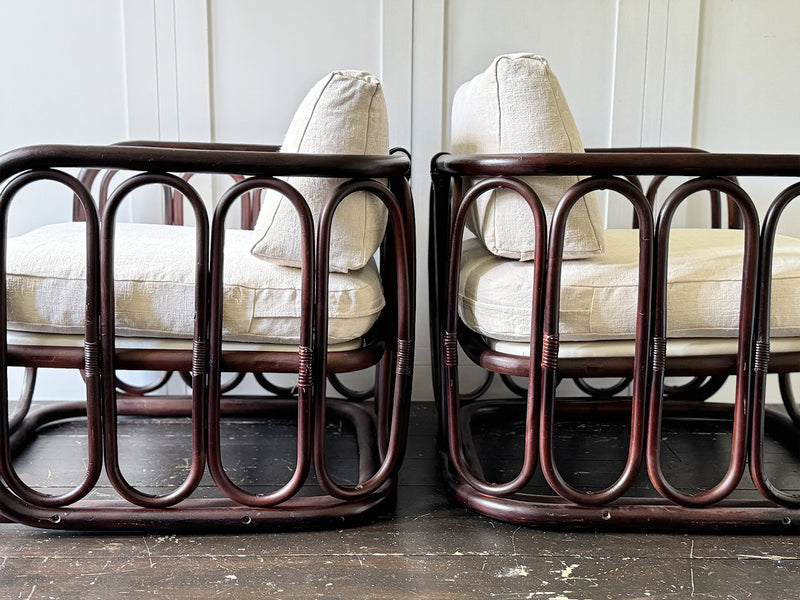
[2,402,800,599]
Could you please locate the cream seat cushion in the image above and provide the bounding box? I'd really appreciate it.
[250,70,389,273]
[6,222,384,344]
[451,53,604,261]
[459,228,800,343]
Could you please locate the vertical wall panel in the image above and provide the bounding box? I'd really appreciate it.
[693,0,800,233]
[608,0,700,227]
[174,1,212,142]
[660,0,700,147]
[209,0,382,145]
[124,0,212,142]
[408,0,446,387]
[123,0,161,140]
[0,1,128,398]
[382,0,414,150]
[444,0,617,150]
[610,0,649,148]
[0,1,127,236]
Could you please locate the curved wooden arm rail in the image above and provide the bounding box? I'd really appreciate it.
[430,149,800,531]
[0,143,414,531]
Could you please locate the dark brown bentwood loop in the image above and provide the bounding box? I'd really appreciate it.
[0,170,102,508]
[443,176,546,498]
[750,181,800,507]
[539,176,653,506]
[207,177,315,507]
[314,178,414,500]
[646,177,759,507]
[101,172,209,508]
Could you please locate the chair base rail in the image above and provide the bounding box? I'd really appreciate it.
[443,396,800,532]
[1,395,398,532]
[451,480,800,532]
[0,485,395,533]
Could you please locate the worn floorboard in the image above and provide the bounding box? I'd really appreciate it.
[2,402,800,599]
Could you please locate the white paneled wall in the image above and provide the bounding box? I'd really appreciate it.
[0,2,128,236]
[1,0,799,400]
[693,0,800,235]
[209,0,382,144]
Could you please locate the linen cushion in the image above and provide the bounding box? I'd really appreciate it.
[459,228,800,342]
[451,53,604,261]
[6,222,384,344]
[250,70,389,273]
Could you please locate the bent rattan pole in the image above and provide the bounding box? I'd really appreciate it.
[8,368,36,433]
[100,172,209,508]
[750,181,800,508]
[0,169,103,508]
[427,161,456,445]
[434,151,800,178]
[646,177,759,507]
[0,145,411,184]
[539,176,653,506]
[206,176,314,507]
[443,176,547,498]
[313,178,414,501]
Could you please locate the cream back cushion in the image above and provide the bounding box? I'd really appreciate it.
[251,70,389,273]
[459,229,800,342]
[7,222,384,344]
[451,53,604,260]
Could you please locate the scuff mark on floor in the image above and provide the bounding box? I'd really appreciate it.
[498,565,530,578]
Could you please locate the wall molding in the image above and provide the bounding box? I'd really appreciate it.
[122,1,160,140]
[122,0,211,142]
[409,0,445,367]
[608,0,700,227]
[381,0,414,150]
